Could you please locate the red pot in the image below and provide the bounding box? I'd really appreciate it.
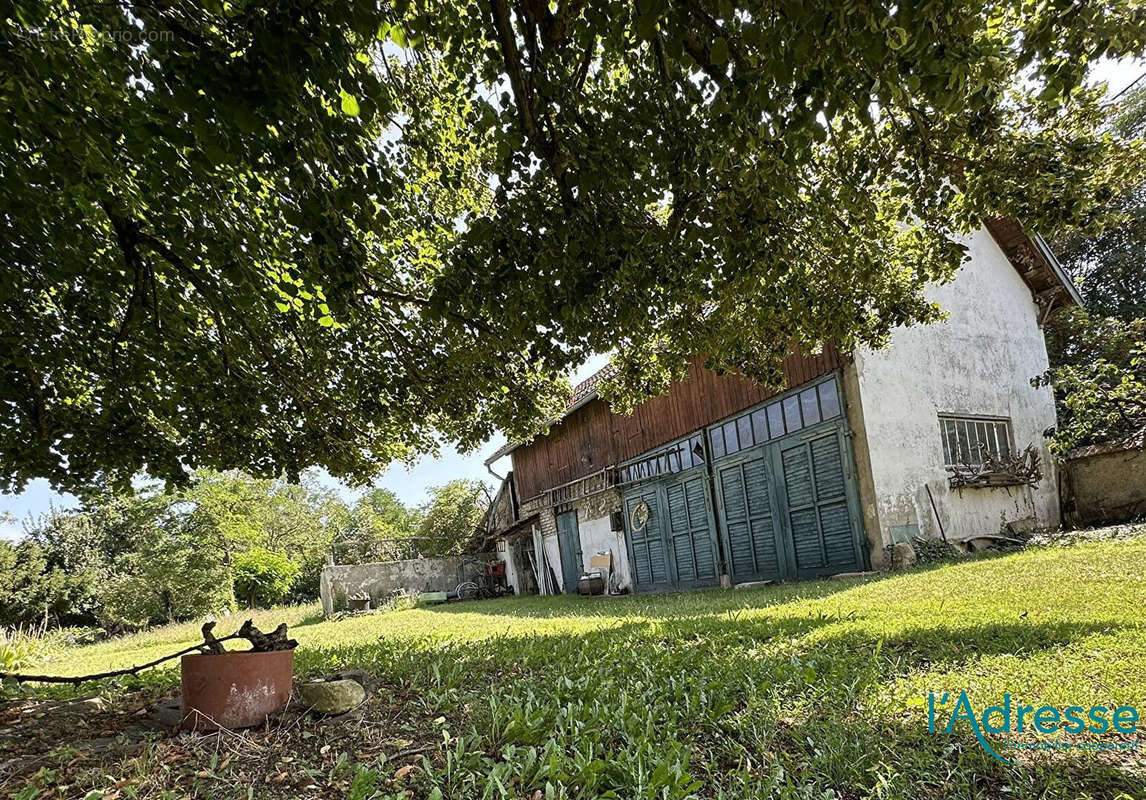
[180,650,294,731]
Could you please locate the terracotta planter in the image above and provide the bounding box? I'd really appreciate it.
[181,650,294,731]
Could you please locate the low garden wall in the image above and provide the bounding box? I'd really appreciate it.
[1062,442,1146,527]
[319,553,494,616]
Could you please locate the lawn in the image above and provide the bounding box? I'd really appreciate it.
[4,529,1146,799]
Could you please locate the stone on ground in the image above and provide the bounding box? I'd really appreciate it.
[298,679,366,715]
[891,541,917,569]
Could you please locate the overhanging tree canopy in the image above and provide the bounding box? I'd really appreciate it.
[3,0,1145,494]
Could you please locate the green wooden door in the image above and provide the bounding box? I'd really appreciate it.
[714,452,785,584]
[623,485,673,591]
[663,472,720,588]
[777,428,863,577]
[555,510,583,594]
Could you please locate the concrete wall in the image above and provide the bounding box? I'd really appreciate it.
[1063,444,1146,527]
[849,226,1061,555]
[319,554,494,615]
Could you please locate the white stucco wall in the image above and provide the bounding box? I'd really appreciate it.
[851,226,1060,552]
[494,538,521,594]
[577,513,632,592]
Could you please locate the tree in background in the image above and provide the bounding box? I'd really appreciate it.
[332,488,421,564]
[4,1,1145,497]
[1040,87,1146,453]
[232,548,301,609]
[1052,86,1146,324]
[177,471,340,600]
[0,540,93,628]
[10,473,491,628]
[416,480,491,557]
[99,527,233,629]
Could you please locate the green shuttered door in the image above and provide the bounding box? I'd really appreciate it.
[778,429,862,576]
[623,381,863,592]
[555,510,583,594]
[665,473,718,588]
[715,454,783,584]
[624,488,671,589]
[624,471,718,591]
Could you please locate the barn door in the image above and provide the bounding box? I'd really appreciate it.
[663,472,720,588]
[777,428,863,577]
[623,485,673,591]
[714,451,785,584]
[555,510,583,594]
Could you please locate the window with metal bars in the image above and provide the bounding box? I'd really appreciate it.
[939,415,1013,467]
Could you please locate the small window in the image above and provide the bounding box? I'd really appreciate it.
[675,441,691,471]
[782,395,803,434]
[818,380,841,419]
[736,415,754,450]
[800,387,821,426]
[709,426,726,459]
[939,415,1012,467]
[767,403,785,438]
[750,408,769,444]
[722,420,740,455]
[690,436,705,463]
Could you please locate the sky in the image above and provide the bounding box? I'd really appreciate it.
[3,58,1144,541]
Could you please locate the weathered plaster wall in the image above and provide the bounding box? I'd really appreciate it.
[842,363,888,569]
[572,489,630,592]
[1063,445,1146,526]
[851,226,1060,550]
[508,490,630,593]
[319,554,493,615]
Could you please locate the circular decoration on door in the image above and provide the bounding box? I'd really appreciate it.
[630,500,650,532]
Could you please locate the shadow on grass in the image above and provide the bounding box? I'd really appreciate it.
[421,571,901,621]
[294,608,1141,799]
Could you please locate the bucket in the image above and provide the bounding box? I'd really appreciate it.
[180,650,294,730]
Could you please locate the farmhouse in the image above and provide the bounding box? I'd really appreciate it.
[484,220,1082,596]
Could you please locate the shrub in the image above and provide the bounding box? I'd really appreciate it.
[232,548,300,608]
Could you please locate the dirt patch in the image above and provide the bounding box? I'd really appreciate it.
[0,680,447,799]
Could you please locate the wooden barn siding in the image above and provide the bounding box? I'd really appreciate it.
[513,347,843,501]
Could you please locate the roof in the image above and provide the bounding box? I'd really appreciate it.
[984,218,1084,310]
[483,363,616,465]
[484,219,1081,466]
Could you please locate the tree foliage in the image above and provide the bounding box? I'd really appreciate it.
[4,1,1146,493]
[11,472,491,628]
[1052,86,1146,322]
[332,488,421,563]
[232,547,301,609]
[416,479,491,557]
[1036,312,1146,454]
[0,539,93,628]
[1039,88,1146,455]
[100,528,233,628]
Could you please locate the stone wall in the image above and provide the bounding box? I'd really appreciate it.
[1062,443,1146,527]
[319,553,494,616]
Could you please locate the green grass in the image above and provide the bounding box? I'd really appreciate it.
[11,532,1146,799]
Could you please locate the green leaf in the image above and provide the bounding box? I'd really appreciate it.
[340,89,360,117]
[709,37,729,65]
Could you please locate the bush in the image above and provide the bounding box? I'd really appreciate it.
[1034,334,1146,454]
[233,548,300,608]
